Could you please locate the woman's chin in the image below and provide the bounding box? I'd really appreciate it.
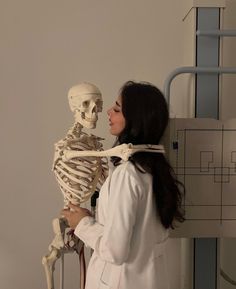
[109,129,118,136]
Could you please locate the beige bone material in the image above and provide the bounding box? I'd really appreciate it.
[53,128,108,206]
[42,218,85,289]
[42,218,70,289]
[42,83,108,289]
[68,82,103,129]
[62,143,165,162]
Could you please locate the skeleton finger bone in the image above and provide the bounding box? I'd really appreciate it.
[62,143,165,162]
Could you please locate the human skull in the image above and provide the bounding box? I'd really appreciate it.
[68,82,103,129]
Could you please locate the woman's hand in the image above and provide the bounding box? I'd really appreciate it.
[61,203,92,229]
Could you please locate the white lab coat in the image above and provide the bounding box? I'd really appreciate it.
[75,161,169,289]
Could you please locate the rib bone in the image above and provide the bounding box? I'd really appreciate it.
[52,124,108,206]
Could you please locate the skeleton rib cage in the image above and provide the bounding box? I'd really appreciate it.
[53,133,108,206]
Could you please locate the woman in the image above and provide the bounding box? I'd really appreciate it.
[62,81,185,289]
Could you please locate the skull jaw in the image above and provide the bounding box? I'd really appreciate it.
[75,112,97,129]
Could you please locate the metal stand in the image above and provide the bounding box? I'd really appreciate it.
[164,6,236,288]
[60,253,64,289]
[194,7,220,289]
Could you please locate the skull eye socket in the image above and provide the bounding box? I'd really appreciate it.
[82,101,89,107]
[96,100,103,112]
[80,98,103,112]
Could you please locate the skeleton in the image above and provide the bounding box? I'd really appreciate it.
[62,143,165,162]
[42,82,108,289]
[53,82,108,206]
[42,82,165,289]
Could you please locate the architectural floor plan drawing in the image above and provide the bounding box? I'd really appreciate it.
[164,118,236,237]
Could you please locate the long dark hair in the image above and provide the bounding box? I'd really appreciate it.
[111,81,185,229]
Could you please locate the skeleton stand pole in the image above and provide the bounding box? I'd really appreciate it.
[60,253,64,289]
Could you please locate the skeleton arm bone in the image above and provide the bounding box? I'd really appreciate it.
[62,143,165,162]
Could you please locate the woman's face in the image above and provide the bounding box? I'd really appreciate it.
[107,95,126,136]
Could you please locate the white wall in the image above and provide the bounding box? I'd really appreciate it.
[0,1,235,289]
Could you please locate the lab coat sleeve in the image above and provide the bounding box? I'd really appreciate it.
[75,164,141,265]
